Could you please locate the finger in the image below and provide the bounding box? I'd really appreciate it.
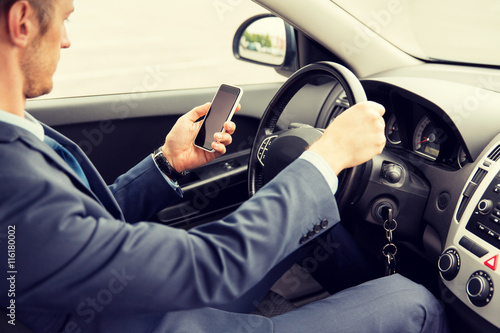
[378,115,386,127]
[234,104,241,113]
[224,121,236,135]
[211,141,226,155]
[365,101,385,116]
[185,102,211,122]
[215,132,233,146]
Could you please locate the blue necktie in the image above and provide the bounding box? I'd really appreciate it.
[44,136,90,189]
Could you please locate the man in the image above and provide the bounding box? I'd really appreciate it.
[0,0,448,332]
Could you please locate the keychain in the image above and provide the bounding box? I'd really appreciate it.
[382,208,398,276]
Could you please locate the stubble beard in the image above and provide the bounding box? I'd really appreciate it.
[21,36,54,99]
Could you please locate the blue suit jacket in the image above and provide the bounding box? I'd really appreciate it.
[0,121,340,332]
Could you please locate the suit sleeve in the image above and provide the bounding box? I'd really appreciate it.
[0,158,340,316]
[108,156,183,222]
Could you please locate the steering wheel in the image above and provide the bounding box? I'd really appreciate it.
[248,61,369,209]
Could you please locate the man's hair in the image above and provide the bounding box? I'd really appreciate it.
[1,0,54,34]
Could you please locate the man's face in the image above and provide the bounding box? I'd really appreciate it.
[21,0,74,99]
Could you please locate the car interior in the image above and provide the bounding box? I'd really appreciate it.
[21,0,500,332]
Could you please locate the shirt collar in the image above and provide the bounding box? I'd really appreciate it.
[0,110,45,141]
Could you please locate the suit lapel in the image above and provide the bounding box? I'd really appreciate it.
[0,121,124,221]
[42,125,125,220]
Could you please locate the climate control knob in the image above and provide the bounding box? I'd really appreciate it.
[466,271,494,307]
[438,249,460,281]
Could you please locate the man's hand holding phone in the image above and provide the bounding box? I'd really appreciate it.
[194,84,243,152]
[161,86,242,174]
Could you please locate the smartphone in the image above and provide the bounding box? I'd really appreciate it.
[194,84,243,152]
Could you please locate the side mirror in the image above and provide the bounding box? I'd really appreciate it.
[233,14,297,75]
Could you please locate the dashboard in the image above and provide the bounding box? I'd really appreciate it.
[365,75,500,331]
[269,60,500,330]
[308,65,500,331]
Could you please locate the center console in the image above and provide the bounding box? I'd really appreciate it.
[440,142,500,329]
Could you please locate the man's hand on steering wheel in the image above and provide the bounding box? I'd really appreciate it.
[309,101,386,175]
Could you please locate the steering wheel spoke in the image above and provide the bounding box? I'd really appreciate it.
[257,134,279,167]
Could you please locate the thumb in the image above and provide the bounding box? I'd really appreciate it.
[185,103,211,122]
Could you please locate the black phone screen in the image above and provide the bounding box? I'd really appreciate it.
[195,84,241,151]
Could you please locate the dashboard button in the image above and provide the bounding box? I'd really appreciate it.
[459,236,474,250]
[459,237,489,258]
[485,255,498,271]
[464,183,478,198]
[478,199,494,214]
[470,243,489,258]
[438,192,451,210]
[490,216,500,224]
[382,163,403,184]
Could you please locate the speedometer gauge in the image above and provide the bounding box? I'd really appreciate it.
[458,146,468,168]
[413,116,440,160]
[385,115,401,144]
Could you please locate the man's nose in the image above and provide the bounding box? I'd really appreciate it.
[61,26,71,49]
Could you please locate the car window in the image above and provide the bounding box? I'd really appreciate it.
[43,0,285,99]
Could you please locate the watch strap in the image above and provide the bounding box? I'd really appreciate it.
[153,147,187,182]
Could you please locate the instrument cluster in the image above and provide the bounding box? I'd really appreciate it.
[321,82,471,170]
[383,103,468,169]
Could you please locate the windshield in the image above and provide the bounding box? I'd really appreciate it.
[333,0,500,67]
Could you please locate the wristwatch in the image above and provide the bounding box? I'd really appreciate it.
[152,147,187,182]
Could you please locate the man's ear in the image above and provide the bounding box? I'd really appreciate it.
[7,1,38,47]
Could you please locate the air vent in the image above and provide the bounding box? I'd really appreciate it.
[325,91,350,125]
[487,145,500,162]
[335,92,350,108]
[456,168,488,221]
[471,168,488,185]
[328,105,347,124]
